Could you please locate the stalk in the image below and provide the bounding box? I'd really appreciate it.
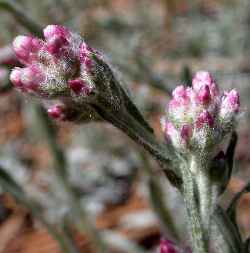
[180,164,208,253]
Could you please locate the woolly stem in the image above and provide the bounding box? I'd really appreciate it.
[181,163,208,253]
[189,155,212,240]
[94,105,182,188]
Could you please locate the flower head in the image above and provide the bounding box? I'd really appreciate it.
[10,25,132,123]
[162,71,240,153]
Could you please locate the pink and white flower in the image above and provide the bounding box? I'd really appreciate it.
[162,71,240,152]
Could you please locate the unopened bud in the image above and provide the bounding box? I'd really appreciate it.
[160,239,179,253]
[196,110,214,129]
[10,67,23,89]
[47,104,64,119]
[13,35,43,65]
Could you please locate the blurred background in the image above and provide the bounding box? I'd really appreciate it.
[0,0,250,252]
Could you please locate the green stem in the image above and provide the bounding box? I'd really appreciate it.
[212,206,242,253]
[60,221,81,253]
[189,155,212,239]
[181,164,208,253]
[94,105,182,188]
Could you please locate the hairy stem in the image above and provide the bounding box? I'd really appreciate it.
[94,105,182,187]
[181,164,208,253]
[190,155,212,241]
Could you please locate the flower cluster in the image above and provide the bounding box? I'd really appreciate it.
[10,25,111,122]
[161,71,240,154]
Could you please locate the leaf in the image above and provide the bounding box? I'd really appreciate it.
[0,167,24,197]
[212,206,242,253]
[244,238,250,253]
[227,182,250,229]
[226,131,238,176]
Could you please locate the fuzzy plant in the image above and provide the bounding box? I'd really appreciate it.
[7,24,247,253]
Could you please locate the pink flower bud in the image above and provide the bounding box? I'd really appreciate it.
[79,42,94,70]
[196,85,211,104]
[196,110,214,129]
[13,36,43,65]
[180,124,192,142]
[165,121,176,139]
[43,25,70,40]
[47,104,64,119]
[224,89,240,113]
[80,42,94,55]
[68,79,91,95]
[45,35,69,56]
[172,85,185,99]
[21,65,44,91]
[192,71,219,97]
[168,99,180,110]
[192,71,213,89]
[172,85,190,105]
[10,67,23,88]
[160,239,178,253]
[83,57,93,70]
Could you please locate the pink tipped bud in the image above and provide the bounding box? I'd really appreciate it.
[83,57,93,70]
[180,124,192,142]
[196,110,214,129]
[172,85,190,105]
[79,42,94,70]
[13,36,43,65]
[160,239,178,253]
[192,71,219,97]
[197,85,211,104]
[192,71,213,88]
[68,79,91,95]
[220,90,240,122]
[21,65,44,91]
[10,68,23,88]
[165,121,176,139]
[168,99,180,110]
[224,89,240,113]
[45,35,69,56]
[47,104,64,119]
[80,42,94,56]
[172,85,185,99]
[43,25,70,40]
